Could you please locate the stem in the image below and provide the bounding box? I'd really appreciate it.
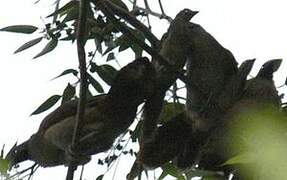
[65,0,89,179]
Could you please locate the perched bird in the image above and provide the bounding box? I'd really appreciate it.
[198,59,282,179]
[153,8,198,88]
[217,59,256,111]
[139,112,191,168]
[242,59,282,108]
[142,8,198,142]
[128,10,198,179]
[185,22,238,132]
[6,57,156,167]
[127,112,191,180]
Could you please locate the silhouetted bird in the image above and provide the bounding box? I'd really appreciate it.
[185,22,238,132]
[6,57,156,167]
[198,59,282,179]
[142,8,198,141]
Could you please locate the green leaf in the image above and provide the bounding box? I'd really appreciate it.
[159,163,180,180]
[52,69,78,80]
[47,1,79,18]
[185,168,224,178]
[131,120,143,143]
[14,37,43,54]
[61,83,75,104]
[94,64,118,86]
[62,7,79,23]
[106,52,115,61]
[33,38,58,59]
[223,152,254,166]
[103,45,116,55]
[87,73,104,93]
[96,174,104,180]
[285,77,287,85]
[95,38,103,54]
[0,25,38,34]
[31,95,61,115]
[159,102,185,123]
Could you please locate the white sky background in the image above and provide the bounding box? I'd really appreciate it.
[0,0,286,179]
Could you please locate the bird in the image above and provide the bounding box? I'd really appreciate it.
[185,21,238,132]
[142,8,198,142]
[217,58,256,111]
[6,57,156,167]
[197,59,283,179]
[153,8,198,88]
[241,59,282,108]
[127,112,191,180]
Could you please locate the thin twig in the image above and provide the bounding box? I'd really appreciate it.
[66,0,89,179]
[134,6,172,22]
[132,0,137,10]
[158,0,166,17]
[9,164,38,179]
[52,0,61,23]
[143,0,150,11]
[79,166,84,180]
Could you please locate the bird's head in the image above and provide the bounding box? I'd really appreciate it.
[108,57,156,104]
[175,9,198,22]
[257,59,282,80]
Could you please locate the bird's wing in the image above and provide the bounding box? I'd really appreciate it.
[38,94,106,131]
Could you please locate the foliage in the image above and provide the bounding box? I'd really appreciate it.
[0,0,286,180]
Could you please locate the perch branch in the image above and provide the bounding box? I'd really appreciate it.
[66,0,89,179]
[134,6,172,22]
[95,0,189,85]
[102,0,160,48]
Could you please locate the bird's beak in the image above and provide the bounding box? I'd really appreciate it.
[191,10,199,18]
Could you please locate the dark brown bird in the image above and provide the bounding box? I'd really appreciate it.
[242,59,282,108]
[153,9,198,87]
[6,57,156,167]
[185,22,238,132]
[141,9,198,143]
[198,59,283,179]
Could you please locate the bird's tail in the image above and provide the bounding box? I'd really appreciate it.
[5,141,30,168]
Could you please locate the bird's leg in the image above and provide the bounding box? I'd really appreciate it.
[64,132,101,166]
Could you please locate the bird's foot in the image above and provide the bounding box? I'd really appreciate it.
[65,145,90,166]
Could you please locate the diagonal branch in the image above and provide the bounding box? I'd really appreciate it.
[95,0,188,85]
[66,0,89,179]
[102,0,160,48]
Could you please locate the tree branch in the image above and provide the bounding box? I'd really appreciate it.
[66,0,89,179]
[95,0,188,85]
[101,0,160,48]
[134,6,172,22]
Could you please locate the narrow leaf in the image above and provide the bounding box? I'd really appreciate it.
[106,52,115,61]
[62,7,79,23]
[285,77,287,85]
[0,25,38,34]
[52,69,78,80]
[31,95,61,115]
[96,174,104,180]
[87,73,104,93]
[33,38,58,59]
[61,83,75,104]
[223,152,254,165]
[46,1,79,18]
[95,64,118,86]
[14,37,43,54]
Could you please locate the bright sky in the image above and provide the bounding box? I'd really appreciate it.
[0,0,286,179]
